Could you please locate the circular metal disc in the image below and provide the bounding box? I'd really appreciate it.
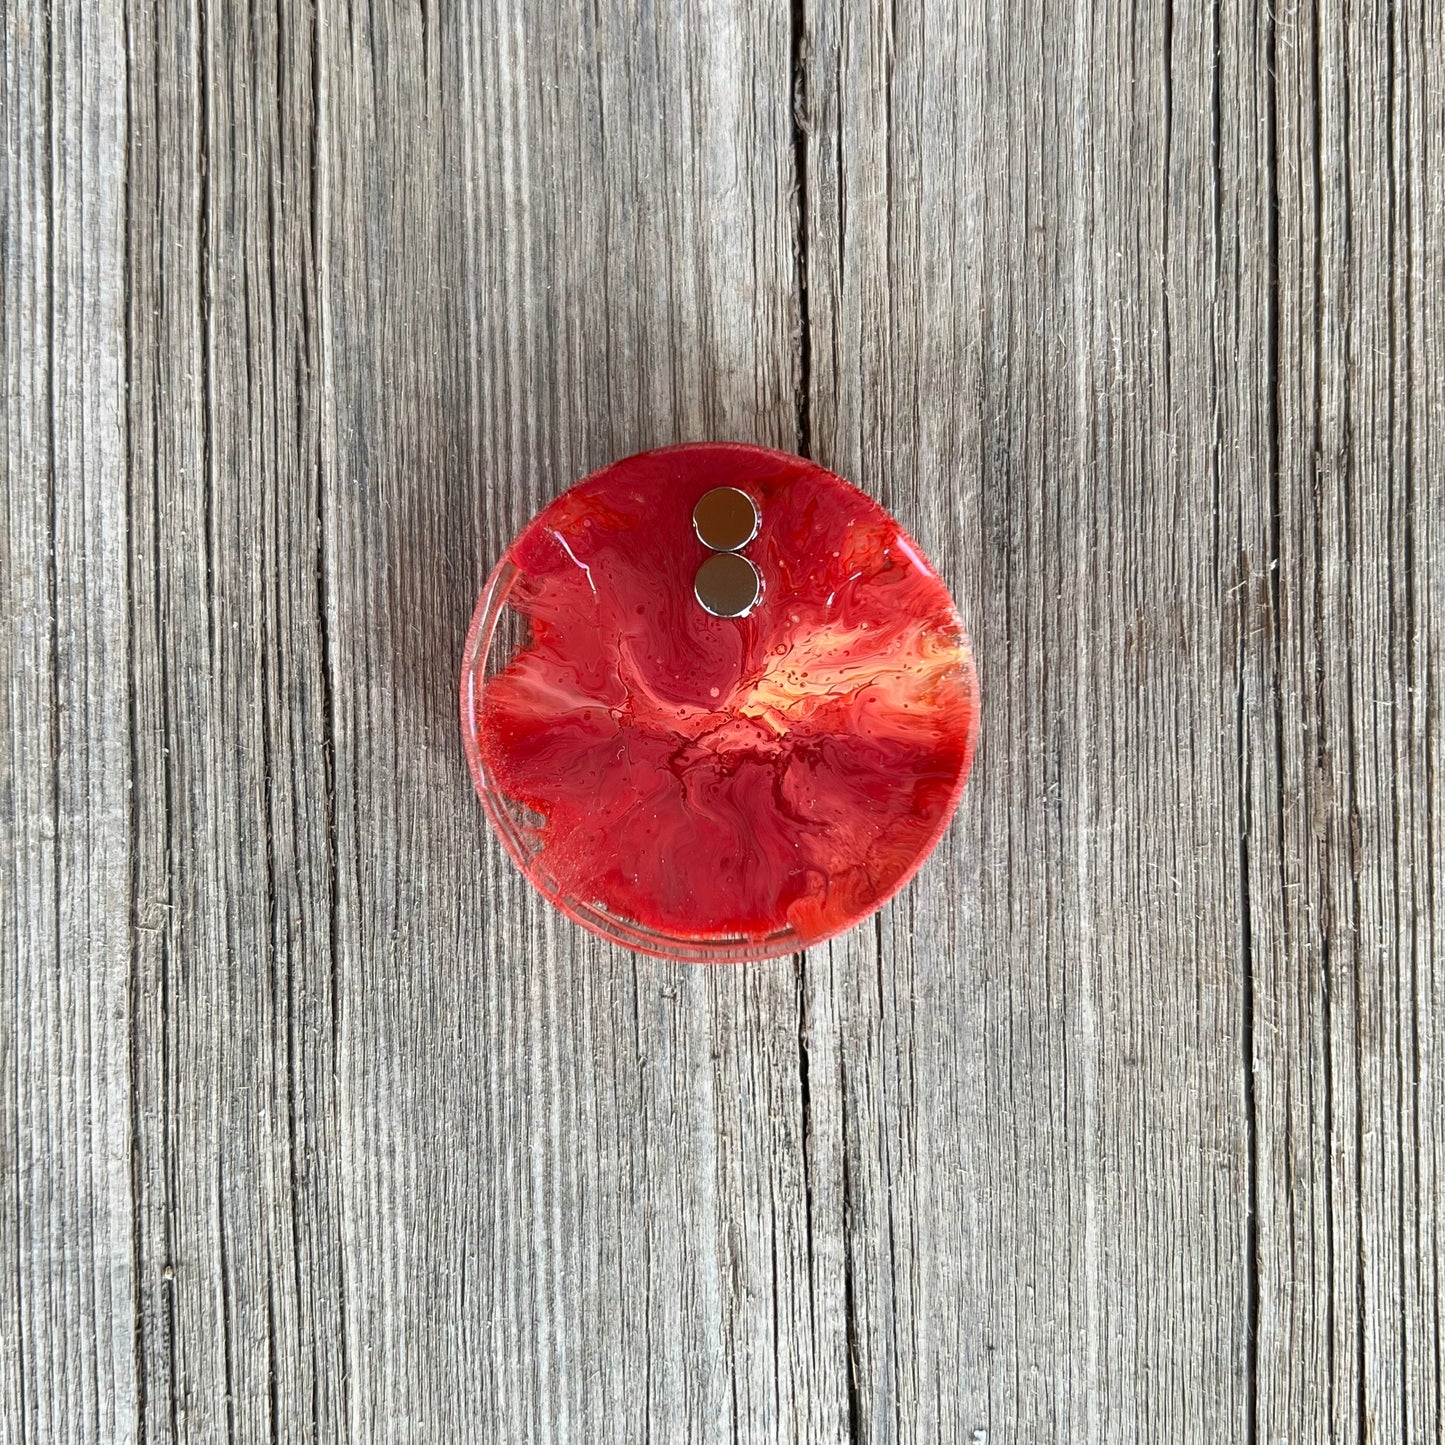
[694,552,761,618]
[692,486,760,551]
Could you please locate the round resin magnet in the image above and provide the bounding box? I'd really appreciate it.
[460,442,979,963]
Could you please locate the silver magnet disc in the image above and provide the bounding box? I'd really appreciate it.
[694,552,761,618]
[692,487,760,551]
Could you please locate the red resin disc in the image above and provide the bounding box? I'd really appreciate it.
[460,443,979,962]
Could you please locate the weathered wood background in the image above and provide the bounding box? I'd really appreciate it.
[3,0,1442,1440]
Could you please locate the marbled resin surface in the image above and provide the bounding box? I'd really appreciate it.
[461,443,979,960]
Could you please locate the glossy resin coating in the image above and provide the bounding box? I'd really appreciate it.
[460,443,979,962]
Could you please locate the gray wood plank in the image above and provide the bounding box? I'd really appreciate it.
[313,4,831,1442]
[804,3,1253,1438]
[803,0,1444,1440]
[2,6,135,1441]
[3,0,1441,1441]
[1257,3,1445,1438]
[121,1,346,1439]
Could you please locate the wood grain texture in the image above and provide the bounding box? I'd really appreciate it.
[2,1,1440,1442]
